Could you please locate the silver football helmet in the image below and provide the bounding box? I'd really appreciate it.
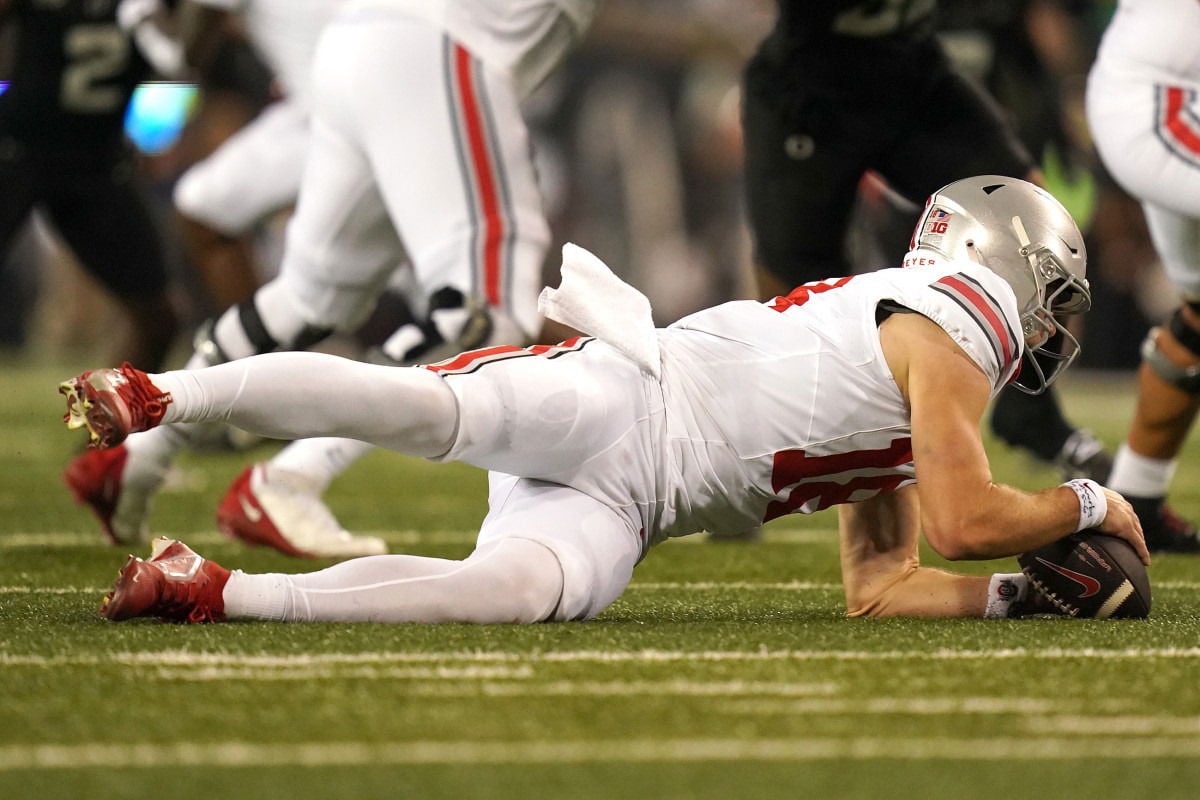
[906,175,1091,394]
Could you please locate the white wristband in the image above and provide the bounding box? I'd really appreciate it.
[1063,478,1107,532]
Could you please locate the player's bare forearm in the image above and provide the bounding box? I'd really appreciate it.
[838,489,990,618]
[887,312,1081,559]
[912,393,1085,559]
[846,566,990,618]
[932,481,1081,559]
[913,390,1147,562]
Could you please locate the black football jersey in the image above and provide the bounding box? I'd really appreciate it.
[755,0,943,92]
[774,0,937,44]
[0,0,151,152]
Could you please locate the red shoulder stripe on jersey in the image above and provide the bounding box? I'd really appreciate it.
[931,273,1019,375]
[1156,85,1200,167]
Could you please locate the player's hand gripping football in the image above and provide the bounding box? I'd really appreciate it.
[1096,487,1150,566]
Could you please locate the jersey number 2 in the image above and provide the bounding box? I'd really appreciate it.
[61,24,130,114]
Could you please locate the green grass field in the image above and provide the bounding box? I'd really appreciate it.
[4,356,1200,798]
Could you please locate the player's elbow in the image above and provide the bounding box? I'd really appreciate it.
[921,517,995,561]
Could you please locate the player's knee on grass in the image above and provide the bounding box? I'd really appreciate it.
[459,539,565,624]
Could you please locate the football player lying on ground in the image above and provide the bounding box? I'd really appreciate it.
[61,176,1147,624]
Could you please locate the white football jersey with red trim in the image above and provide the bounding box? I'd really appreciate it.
[650,258,1022,540]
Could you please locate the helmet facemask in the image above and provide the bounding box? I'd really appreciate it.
[1008,215,1091,395]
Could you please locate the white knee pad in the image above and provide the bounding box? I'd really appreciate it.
[1141,304,1200,393]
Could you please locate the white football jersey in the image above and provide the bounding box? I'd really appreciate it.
[343,0,597,97]
[433,256,1022,547]
[1093,0,1200,84]
[650,258,1023,540]
[190,0,346,108]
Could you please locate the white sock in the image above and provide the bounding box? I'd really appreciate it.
[223,540,563,624]
[222,571,291,620]
[984,573,1029,619]
[268,438,375,492]
[123,422,192,478]
[1107,443,1177,499]
[153,352,457,457]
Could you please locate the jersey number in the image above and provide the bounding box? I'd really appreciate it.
[832,0,936,38]
[61,24,130,114]
[765,438,914,520]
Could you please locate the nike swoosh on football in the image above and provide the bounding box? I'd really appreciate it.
[1035,556,1102,598]
[238,494,264,523]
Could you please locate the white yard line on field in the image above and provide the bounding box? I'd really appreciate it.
[1027,715,1200,736]
[0,532,228,549]
[717,697,1081,716]
[151,664,538,682]
[6,646,1200,668]
[0,586,102,594]
[3,736,1200,770]
[141,671,843,698]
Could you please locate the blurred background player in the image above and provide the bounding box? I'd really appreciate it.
[210,0,768,559]
[169,0,344,311]
[63,0,597,557]
[740,0,1113,502]
[0,0,180,370]
[1084,0,1200,552]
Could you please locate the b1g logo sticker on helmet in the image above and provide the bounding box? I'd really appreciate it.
[907,203,953,257]
[922,207,953,239]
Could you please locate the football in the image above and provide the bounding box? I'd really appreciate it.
[1017,530,1151,619]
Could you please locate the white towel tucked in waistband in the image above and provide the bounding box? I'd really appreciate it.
[538,243,662,379]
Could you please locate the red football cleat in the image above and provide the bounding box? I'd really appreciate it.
[59,362,172,449]
[100,538,231,623]
[63,444,136,545]
[216,464,386,559]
